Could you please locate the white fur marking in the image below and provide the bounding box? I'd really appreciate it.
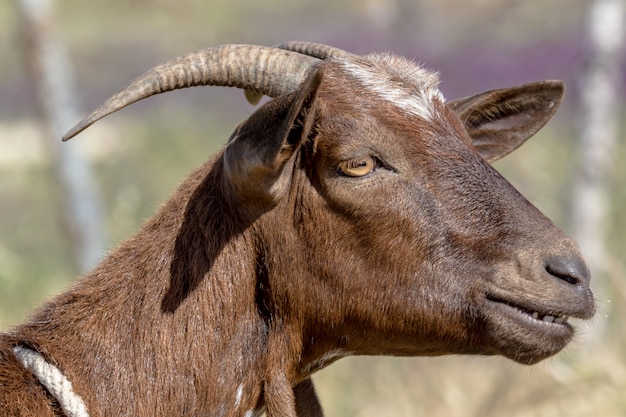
[303,349,347,374]
[339,54,444,121]
[13,346,90,417]
[244,406,265,417]
[234,383,244,408]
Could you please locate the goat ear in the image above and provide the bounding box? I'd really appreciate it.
[448,80,564,163]
[224,69,322,208]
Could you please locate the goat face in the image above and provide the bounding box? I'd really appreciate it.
[65,44,594,371]
[224,54,594,367]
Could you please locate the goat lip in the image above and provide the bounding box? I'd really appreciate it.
[484,295,575,330]
[482,295,577,364]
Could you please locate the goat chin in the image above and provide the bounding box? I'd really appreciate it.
[2,42,593,417]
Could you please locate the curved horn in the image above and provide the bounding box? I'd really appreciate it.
[243,41,355,106]
[63,45,320,141]
[275,41,356,60]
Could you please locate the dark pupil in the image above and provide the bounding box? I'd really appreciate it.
[350,159,368,169]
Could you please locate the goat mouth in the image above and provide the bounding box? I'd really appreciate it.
[485,294,572,327]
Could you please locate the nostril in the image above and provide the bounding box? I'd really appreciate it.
[545,256,590,286]
[546,264,579,285]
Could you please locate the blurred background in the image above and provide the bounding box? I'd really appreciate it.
[1,0,625,415]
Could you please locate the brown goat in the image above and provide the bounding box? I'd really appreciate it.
[1,43,594,417]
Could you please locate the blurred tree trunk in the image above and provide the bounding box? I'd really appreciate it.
[571,0,624,342]
[16,0,106,273]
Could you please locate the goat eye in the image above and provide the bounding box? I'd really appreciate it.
[337,156,377,177]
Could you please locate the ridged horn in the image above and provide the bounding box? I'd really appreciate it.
[242,42,355,106]
[62,44,321,141]
[275,41,356,60]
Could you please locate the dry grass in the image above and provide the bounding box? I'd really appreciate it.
[314,340,625,416]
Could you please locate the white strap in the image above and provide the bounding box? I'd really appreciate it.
[13,346,90,417]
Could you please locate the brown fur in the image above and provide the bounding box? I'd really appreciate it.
[1,55,594,417]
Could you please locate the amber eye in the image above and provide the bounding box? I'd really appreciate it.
[337,156,377,177]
